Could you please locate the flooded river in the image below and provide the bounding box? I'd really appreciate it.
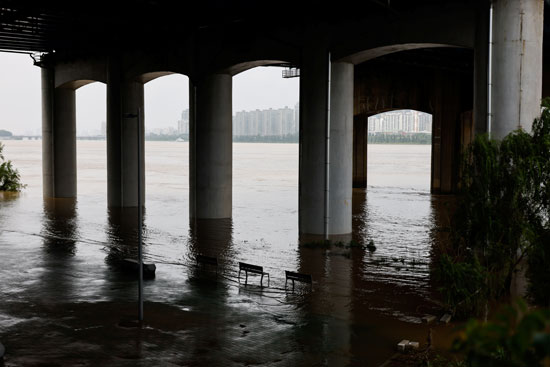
[0,141,452,366]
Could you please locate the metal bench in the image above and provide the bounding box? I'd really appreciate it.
[196,255,218,274]
[238,262,270,287]
[285,271,312,291]
[121,258,156,279]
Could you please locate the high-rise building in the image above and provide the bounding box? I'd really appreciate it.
[367,110,432,134]
[178,109,189,134]
[232,106,298,137]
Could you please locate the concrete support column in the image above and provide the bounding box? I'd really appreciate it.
[299,45,329,239]
[299,47,353,239]
[329,62,354,236]
[42,67,77,198]
[491,0,544,139]
[473,3,490,135]
[431,71,461,194]
[107,60,145,208]
[352,115,368,188]
[189,74,232,219]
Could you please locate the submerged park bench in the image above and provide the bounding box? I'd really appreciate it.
[238,262,270,287]
[196,254,218,274]
[121,258,156,279]
[285,271,313,291]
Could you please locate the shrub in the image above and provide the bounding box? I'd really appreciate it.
[434,98,550,314]
[433,254,486,317]
[0,142,25,191]
[453,299,550,367]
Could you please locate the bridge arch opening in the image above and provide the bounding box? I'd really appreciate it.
[361,109,433,190]
[142,72,189,214]
[352,46,475,195]
[231,65,300,248]
[74,81,107,198]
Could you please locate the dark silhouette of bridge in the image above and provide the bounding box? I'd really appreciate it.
[1,0,548,240]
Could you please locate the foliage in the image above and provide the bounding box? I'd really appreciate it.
[526,230,550,306]
[434,98,550,314]
[0,142,25,191]
[452,299,550,367]
[433,254,486,318]
[0,129,13,137]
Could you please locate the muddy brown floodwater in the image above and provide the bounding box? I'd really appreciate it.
[0,141,455,366]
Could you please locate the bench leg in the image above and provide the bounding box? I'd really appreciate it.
[260,273,263,287]
[245,271,248,285]
[292,279,295,291]
[238,269,241,282]
[267,274,270,287]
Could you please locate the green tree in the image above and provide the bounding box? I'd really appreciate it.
[453,299,550,367]
[434,98,550,314]
[0,142,25,191]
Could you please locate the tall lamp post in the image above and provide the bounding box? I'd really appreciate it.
[123,109,143,322]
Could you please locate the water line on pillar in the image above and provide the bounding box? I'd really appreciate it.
[324,52,332,241]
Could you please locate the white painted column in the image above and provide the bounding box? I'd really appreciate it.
[189,74,232,219]
[107,60,145,208]
[300,51,354,240]
[329,62,354,237]
[42,67,77,198]
[491,0,544,139]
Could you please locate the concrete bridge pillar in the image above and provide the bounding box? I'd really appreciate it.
[473,3,490,135]
[41,67,77,198]
[299,45,353,240]
[189,74,232,219]
[491,0,544,139]
[329,62,354,237]
[352,115,368,188]
[107,61,145,208]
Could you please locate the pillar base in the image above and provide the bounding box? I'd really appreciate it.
[299,233,353,245]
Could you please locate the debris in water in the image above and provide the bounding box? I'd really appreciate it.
[366,240,376,252]
[421,315,436,324]
[397,340,409,352]
[440,314,452,324]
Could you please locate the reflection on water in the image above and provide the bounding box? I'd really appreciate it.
[0,141,453,365]
[40,198,78,302]
[188,218,234,264]
[42,198,78,256]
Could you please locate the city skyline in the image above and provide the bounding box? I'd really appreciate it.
[49,107,433,138]
[368,110,432,134]
[0,53,299,135]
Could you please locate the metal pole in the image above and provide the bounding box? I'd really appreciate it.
[487,3,494,137]
[137,107,143,322]
[324,52,331,242]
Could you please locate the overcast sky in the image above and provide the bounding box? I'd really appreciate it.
[0,53,299,135]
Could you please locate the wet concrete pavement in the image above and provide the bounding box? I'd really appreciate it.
[0,142,456,366]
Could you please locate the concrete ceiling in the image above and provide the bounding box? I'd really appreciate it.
[1,0,491,55]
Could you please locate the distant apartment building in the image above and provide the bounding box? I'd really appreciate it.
[233,105,298,137]
[367,110,432,134]
[178,109,190,134]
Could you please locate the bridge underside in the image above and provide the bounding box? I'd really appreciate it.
[0,0,548,238]
[353,48,474,194]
